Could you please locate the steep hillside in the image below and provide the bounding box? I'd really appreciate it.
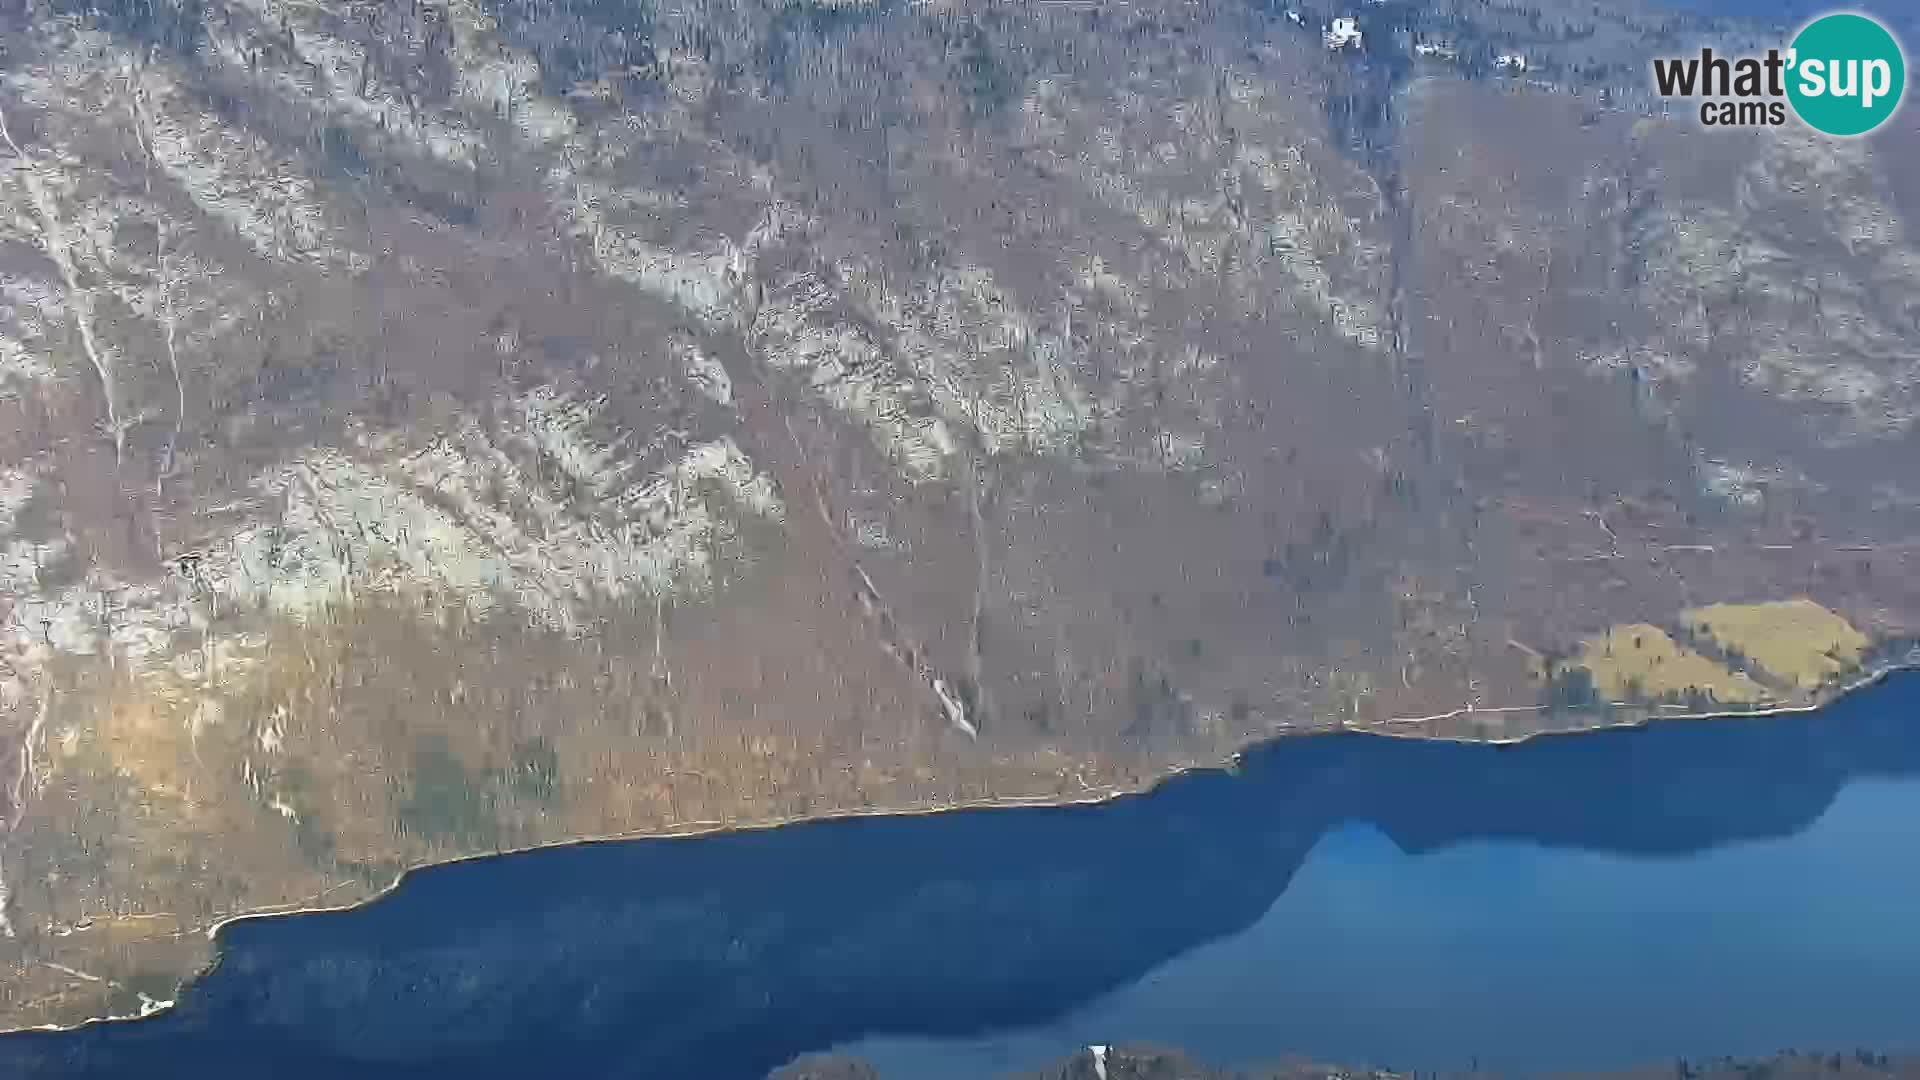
[0,0,1916,1029]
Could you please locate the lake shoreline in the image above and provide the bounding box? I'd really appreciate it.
[10,650,1918,1040]
[781,1043,1920,1080]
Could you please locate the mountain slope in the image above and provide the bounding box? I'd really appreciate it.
[0,0,1916,1029]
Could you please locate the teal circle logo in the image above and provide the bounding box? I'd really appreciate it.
[1787,13,1905,136]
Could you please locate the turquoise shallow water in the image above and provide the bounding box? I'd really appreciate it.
[3,674,1917,1079]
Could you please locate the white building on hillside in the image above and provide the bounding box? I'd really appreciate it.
[1324,16,1362,50]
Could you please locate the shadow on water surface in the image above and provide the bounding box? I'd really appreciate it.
[3,676,1918,1080]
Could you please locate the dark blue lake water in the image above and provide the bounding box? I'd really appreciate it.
[3,675,1917,1079]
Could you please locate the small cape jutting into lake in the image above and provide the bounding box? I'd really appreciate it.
[3,674,1919,1080]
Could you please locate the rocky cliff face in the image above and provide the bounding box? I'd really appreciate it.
[0,0,1916,1029]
